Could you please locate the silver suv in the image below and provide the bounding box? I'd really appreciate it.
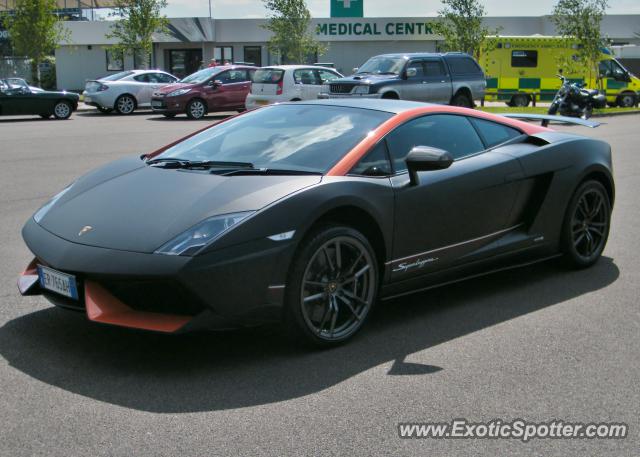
[319,52,486,107]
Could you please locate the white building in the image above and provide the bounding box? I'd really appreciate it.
[55,14,640,91]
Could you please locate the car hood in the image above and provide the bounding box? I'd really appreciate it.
[334,74,400,84]
[157,83,195,95]
[36,156,321,253]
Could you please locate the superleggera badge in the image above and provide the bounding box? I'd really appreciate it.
[78,226,93,236]
[392,257,438,273]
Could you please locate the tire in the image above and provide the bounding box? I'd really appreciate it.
[115,94,136,115]
[52,101,72,120]
[510,94,530,107]
[560,180,611,269]
[581,106,593,120]
[283,225,379,347]
[616,92,637,108]
[97,106,113,114]
[39,113,50,119]
[163,113,176,118]
[186,99,207,119]
[451,92,473,108]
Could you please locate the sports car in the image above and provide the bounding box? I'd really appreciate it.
[18,100,614,346]
[0,78,79,119]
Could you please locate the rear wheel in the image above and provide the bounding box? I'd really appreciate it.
[186,99,207,119]
[451,91,473,108]
[509,94,530,107]
[561,180,611,269]
[617,92,637,108]
[284,226,378,347]
[115,95,136,115]
[53,101,72,120]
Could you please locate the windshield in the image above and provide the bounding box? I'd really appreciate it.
[253,68,284,84]
[101,71,134,81]
[180,67,221,84]
[6,78,29,89]
[357,56,407,75]
[154,104,393,173]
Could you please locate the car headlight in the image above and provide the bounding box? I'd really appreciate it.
[167,88,191,97]
[155,211,255,256]
[352,85,370,95]
[33,184,73,224]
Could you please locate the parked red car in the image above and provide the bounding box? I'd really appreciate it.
[151,65,257,119]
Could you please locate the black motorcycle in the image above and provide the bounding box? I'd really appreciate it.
[547,74,607,122]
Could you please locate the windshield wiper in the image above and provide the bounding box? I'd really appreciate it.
[147,158,255,170]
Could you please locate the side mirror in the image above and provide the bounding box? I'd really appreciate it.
[352,67,359,73]
[406,146,453,185]
[208,80,222,88]
[406,67,417,78]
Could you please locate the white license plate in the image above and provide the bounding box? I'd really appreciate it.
[37,265,78,300]
[151,100,163,107]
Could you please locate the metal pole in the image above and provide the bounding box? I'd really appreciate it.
[209,0,212,18]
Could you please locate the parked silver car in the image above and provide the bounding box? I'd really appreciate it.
[82,69,178,114]
[319,53,486,108]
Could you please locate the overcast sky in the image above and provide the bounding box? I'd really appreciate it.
[163,0,640,18]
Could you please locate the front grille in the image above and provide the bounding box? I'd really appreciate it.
[100,279,206,316]
[330,83,355,94]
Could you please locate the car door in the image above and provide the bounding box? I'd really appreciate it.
[423,58,452,104]
[132,73,156,106]
[399,59,427,101]
[3,86,41,114]
[212,70,251,108]
[386,114,524,280]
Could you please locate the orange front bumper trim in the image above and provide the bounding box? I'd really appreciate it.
[17,258,39,295]
[85,280,191,333]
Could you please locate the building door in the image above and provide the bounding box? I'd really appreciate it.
[168,49,203,79]
[244,46,262,67]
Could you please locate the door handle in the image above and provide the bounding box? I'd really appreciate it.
[505,171,525,183]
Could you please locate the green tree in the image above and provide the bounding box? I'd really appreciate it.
[432,0,499,60]
[106,0,169,69]
[262,0,326,64]
[551,0,609,86]
[6,0,69,85]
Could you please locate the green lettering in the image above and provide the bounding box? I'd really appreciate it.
[424,22,433,34]
[404,23,414,35]
[353,23,362,35]
[329,23,337,35]
[386,23,394,35]
[373,23,381,35]
[415,23,424,34]
[363,23,372,35]
[316,23,328,35]
[338,23,347,35]
[395,23,404,35]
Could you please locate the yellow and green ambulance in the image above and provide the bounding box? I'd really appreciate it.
[480,36,640,107]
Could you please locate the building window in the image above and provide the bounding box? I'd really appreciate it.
[106,49,124,71]
[214,46,233,64]
[511,50,538,68]
[133,51,152,69]
[243,46,261,67]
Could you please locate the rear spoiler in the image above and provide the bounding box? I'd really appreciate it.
[499,113,601,128]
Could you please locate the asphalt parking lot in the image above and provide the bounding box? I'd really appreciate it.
[1,109,638,456]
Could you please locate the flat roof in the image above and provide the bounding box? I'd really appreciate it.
[0,0,118,11]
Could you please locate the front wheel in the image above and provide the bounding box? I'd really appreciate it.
[53,101,72,120]
[284,226,378,347]
[561,180,611,269]
[186,99,207,119]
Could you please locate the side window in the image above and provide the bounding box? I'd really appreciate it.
[424,60,446,77]
[511,50,538,68]
[146,73,161,83]
[406,60,424,78]
[599,60,613,78]
[469,117,521,148]
[350,141,392,176]
[447,57,480,75]
[133,74,149,83]
[217,70,247,84]
[154,73,175,83]
[316,69,340,83]
[386,115,485,171]
[294,69,320,85]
